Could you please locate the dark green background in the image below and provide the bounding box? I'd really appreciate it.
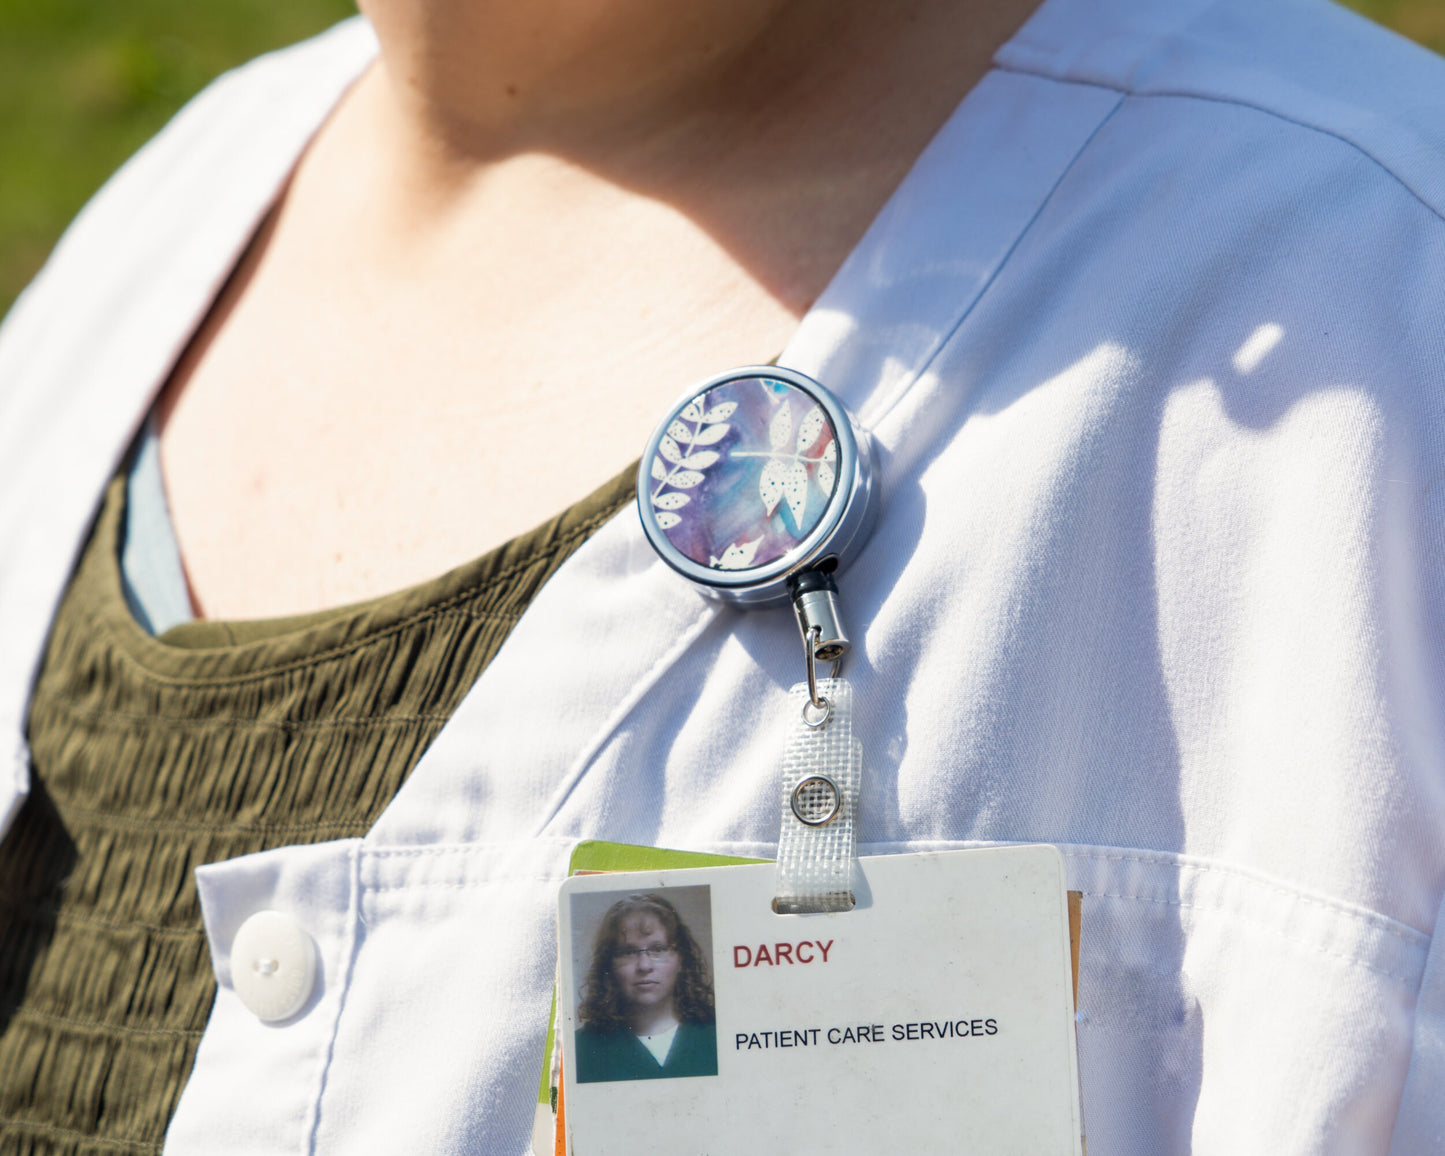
[0,0,1440,317]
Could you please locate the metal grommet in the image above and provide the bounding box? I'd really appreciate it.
[790,774,841,826]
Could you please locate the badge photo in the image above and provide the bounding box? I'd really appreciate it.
[568,886,718,1085]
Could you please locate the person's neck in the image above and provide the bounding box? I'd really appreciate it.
[151,0,1045,618]
[360,0,802,155]
[629,1005,680,1037]
[353,0,1044,230]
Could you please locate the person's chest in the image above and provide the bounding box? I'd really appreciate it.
[149,54,964,622]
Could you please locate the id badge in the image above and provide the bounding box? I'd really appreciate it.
[546,844,1084,1154]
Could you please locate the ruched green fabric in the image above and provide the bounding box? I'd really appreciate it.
[0,466,635,1155]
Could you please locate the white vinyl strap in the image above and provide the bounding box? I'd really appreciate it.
[773,677,862,914]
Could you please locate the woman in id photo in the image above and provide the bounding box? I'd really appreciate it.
[574,892,718,1083]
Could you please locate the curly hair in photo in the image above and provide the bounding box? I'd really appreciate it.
[577,893,715,1032]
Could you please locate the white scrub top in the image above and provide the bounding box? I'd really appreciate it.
[2,0,1445,1151]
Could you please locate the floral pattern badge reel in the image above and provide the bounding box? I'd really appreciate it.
[637,366,877,682]
[639,366,878,917]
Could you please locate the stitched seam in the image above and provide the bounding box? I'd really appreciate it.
[361,873,565,894]
[38,697,456,731]
[365,881,540,893]
[305,842,362,1156]
[0,897,201,937]
[360,839,575,860]
[1064,847,1430,944]
[108,600,518,687]
[853,838,1431,945]
[862,90,1126,432]
[26,802,378,837]
[991,64,1445,228]
[0,1117,158,1152]
[1086,888,1421,984]
[4,803,372,838]
[2,1001,205,1040]
[108,501,623,689]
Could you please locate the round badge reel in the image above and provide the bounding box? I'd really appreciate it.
[637,365,877,668]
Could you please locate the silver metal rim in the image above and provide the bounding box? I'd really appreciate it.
[637,365,874,607]
[790,774,842,827]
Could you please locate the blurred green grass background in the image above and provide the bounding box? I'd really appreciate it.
[0,0,1440,317]
[0,0,355,315]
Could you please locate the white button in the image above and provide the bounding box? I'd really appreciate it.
[230,911,318,1023]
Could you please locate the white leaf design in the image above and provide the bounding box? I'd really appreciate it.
[653,492,690,510]
[669,470,705,489]
[784,460,809,525]
[711,536,763,570]
[651,457,667,481]
[668,420,695,445]
[817,440,836,494]
[690,423,730,446]
[796,406,825,453]
[679,400,704,423]
[703,401,737,423]
[770,401,793,450]
[759,459,788,516]
[681,451,718,469]
[656,511,681,530]
[659,435,683,465]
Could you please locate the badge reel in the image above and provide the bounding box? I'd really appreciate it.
[638,366,877,914]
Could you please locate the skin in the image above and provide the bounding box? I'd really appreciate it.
[612,914,681,1037]
[157,0,1043,619]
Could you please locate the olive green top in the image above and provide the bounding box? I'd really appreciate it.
[0,465,636,1155]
